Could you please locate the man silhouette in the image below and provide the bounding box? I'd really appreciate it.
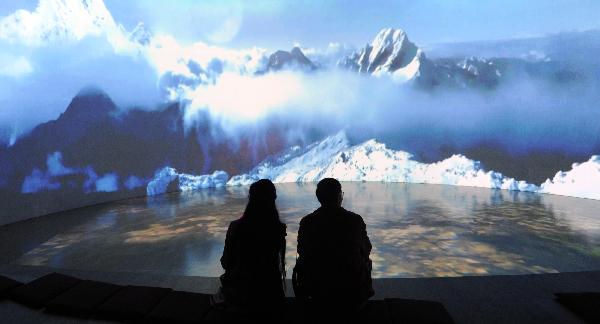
[293,178,374,312]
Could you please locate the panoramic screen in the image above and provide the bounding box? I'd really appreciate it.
[1,0,600,224]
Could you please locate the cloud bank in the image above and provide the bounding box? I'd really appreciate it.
[2,0,599,161]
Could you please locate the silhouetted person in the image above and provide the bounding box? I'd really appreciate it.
[214,179,287,310]
[293,178,374,314]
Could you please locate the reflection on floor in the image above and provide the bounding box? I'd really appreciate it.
[1,182,600,278]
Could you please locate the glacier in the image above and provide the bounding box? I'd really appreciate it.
[146,167,229,196]
[226,131,539,191]
[539,156,600,200]
[147,131,600,200]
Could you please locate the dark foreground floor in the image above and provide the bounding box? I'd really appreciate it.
[0,264,597,323]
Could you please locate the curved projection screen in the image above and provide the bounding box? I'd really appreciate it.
[1,0,599,224]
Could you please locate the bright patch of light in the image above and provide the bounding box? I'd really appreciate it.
[184,71,304,122]
[207,15,242,44]
[0,55,34,77]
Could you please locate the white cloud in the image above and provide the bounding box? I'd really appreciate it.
[183,71,304,123]
[0,55,34,77]
[300,42,356,67]
[145,34,267,78]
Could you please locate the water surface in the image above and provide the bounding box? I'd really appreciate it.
[14,182,600,278]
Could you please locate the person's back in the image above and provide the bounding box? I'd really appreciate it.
[220,218,286,305]
[294,178,374,309]
[216,179,287,308]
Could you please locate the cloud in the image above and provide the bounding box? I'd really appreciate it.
[0,0,265,136]
[175,63,600,157]
[21,168,60,193]
[2,0,599,162]
[21,151,73,193]
[0,0,158,135]
[146,34,267,81]
[183,71,305,124]
[46,151,75,176]
[95,173,118,192]
[21,151,120,194]
[83,167,118,193]
[124,175,144,190]
[299,42,356,67]
[0,54,33,77]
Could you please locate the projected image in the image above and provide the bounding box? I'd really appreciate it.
[1,0,600,223]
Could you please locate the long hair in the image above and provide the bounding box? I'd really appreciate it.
[242,179,280,224]
[241,179,286,288]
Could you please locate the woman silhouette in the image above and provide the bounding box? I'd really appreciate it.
[215,179,287,308]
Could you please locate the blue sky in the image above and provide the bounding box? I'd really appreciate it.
[110,0,600,48]
[1,0,599,48]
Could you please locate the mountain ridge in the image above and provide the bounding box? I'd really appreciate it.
[148,131,600,200]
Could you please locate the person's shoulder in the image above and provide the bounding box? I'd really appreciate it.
[228,218,243,232]
[299,210,318,226]
[279,222,287,235]
[341,208,365,223]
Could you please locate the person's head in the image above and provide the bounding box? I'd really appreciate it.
[316,178,343,207]
[248,178,277,202]
[242,179,280,224]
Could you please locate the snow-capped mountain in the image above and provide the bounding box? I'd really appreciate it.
[340,28,427,82]
[336,28,578,89]
[148,131,600,200]
[226,131,536,191]
[0,0,118,46]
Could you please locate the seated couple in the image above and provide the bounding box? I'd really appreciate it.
[213,178,374,314]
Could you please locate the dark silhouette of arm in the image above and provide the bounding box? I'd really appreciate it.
[293,217,309,298]
[220,222,234,271]
[358,215,375,297]
[297,218,306,257]
[360,217,372,256]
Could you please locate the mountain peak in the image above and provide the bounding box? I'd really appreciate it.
[290,46,301,54]
[364,28,418,73]
[60,86,116,122]
[266,47,316,72]
[372,28,408,46]
[76,85,109,97]
[339,27,425,82]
